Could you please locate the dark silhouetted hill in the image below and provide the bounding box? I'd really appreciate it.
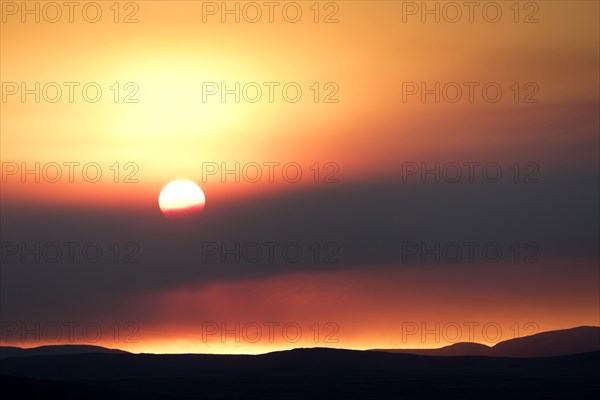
[372,342,492,356]
[1,349,599,399]
[372,326,600,357]
[491,326,600,357]
[1,327,599,399]
[0,344,128,359]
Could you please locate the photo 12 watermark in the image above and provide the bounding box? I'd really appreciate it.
[400,162,540,184]
[201,161,340,184]
[1,1,140,24]
[200,241,341,265]
[200,321,340,344]
[399,1,540,24]
[1,241,140,264]
[201,81,339,104]
[399,321,540,344]
[400,241,541,264]
[401,82,540,104]
[200,1,340,24]
[1,82,140,103]
[1,162,140,184]
[0,321,140,344]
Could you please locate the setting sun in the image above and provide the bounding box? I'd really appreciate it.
[158,179,205,217]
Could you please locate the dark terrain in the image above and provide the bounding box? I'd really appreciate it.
[1,326,598,399]
[372,326,600,357]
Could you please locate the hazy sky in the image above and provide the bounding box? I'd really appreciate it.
[1,0,598,353]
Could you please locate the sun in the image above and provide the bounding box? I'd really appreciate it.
[159,179,206,217]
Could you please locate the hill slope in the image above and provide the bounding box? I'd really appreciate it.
[372,326,600,357]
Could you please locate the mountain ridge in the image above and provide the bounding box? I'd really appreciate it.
[0,344,129,359]
[1,326,598,359]
[370,326,600,357]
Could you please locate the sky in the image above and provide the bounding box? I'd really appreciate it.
[0,0,599,354]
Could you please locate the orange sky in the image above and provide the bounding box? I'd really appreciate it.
[2,1,598,204]
[2,259,598,354]
[1,1,599,353]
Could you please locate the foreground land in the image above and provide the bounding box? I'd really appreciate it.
[1,348,599,399]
